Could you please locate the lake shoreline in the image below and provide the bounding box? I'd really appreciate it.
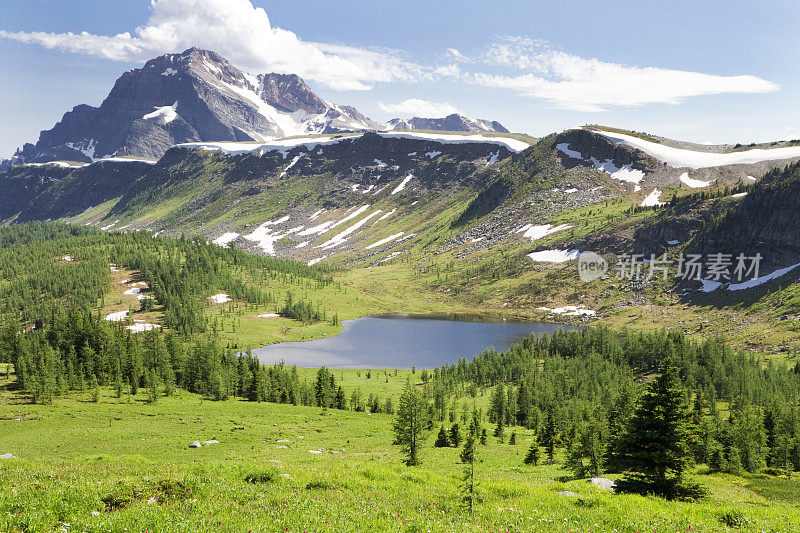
[252,314,581,369]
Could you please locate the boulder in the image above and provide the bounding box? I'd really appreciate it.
[587,477,616,491]
[189,441,201,448]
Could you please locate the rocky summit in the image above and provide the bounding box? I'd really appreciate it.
[387,113,509,133]
[7,49,511,166]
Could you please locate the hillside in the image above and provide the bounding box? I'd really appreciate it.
[6,117,800,356]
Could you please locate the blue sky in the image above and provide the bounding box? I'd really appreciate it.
[1,0,798,157]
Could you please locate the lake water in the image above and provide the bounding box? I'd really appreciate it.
[252,314,580,369]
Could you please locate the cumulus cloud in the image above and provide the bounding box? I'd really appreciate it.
[378,99,459,118]
[445,48,470,63]
[1,7,778,110]
[0,0,427,91]
[464,37,779,111]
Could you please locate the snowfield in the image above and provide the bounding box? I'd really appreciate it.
[594,130,800,169]
[126,323,160,333]
[104,311,128,322]
[391,174,414,195]
[379,132,531,153]
[212,232,239,246]
[143,102,178,124]
[318,210,383,249]
[729,263,800,291]
[280,153,305,177]
[679,173,713,188]
[516,223,573,242]
[26,161,89,168]
[173,135,359,156]
[556,143,645,188]
[538,305,596,317]
[209,293,231,304]
[527,249,580,263]
[697,262,800,293]
[640,189,666,207]
[365,232,405,250]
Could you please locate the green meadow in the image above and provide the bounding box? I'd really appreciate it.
[1,377,799,532]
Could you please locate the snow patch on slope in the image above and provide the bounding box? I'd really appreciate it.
[143,102,178,124]
[594,130,800,169]
[174,135,358,156]
[640,189,666,207]
[379,132,530,153]
[212,232,239,246]
[318,210,383,249]
[528,249,580,263]
[391,174,414,195]
[516,223,573,242]
[679,173,714,188]
[365,232,405,250]
[280,152,305,177]
[556,143,645,187]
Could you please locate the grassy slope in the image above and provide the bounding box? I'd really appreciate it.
[0,380,798,532]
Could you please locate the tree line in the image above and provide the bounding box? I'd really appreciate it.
[392,326,800,498]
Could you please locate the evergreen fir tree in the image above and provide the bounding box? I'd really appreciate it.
[434,427,450,447]
[524,438,541,465]
[617,358,702,498]
[91,375,100,403]
[393,381,429,466]
[494,419,505,442]
[449,423,461,447]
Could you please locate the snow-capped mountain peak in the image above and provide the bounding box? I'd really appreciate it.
[11,48,384,164]
[387,113,509,133]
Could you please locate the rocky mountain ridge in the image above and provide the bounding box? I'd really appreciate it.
[7,49,515,167]
[9,48,383,165]
[387,113,509,133]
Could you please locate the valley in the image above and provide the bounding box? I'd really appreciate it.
[2,31,800,533]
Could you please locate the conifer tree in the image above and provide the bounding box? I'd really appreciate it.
[524,437,541,465]
[434,427,450,447]
[617,358,701,498]
[542,413,558,464]
[449,423,462,447]
[91,375,100,403]
[459,408,480,514]
[393,381,429,466]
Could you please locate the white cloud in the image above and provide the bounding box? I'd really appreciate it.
[465,37,779,111]
[446,48,470,63]
[0,0,426,91]
[378,99,459,118]
[0,8,779,111]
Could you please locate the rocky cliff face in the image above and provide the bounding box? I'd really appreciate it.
[387,114,509,133]
[0,161,151,222]
[560,161,800,275]
[693,161,800,272]
[12,48,383,164]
